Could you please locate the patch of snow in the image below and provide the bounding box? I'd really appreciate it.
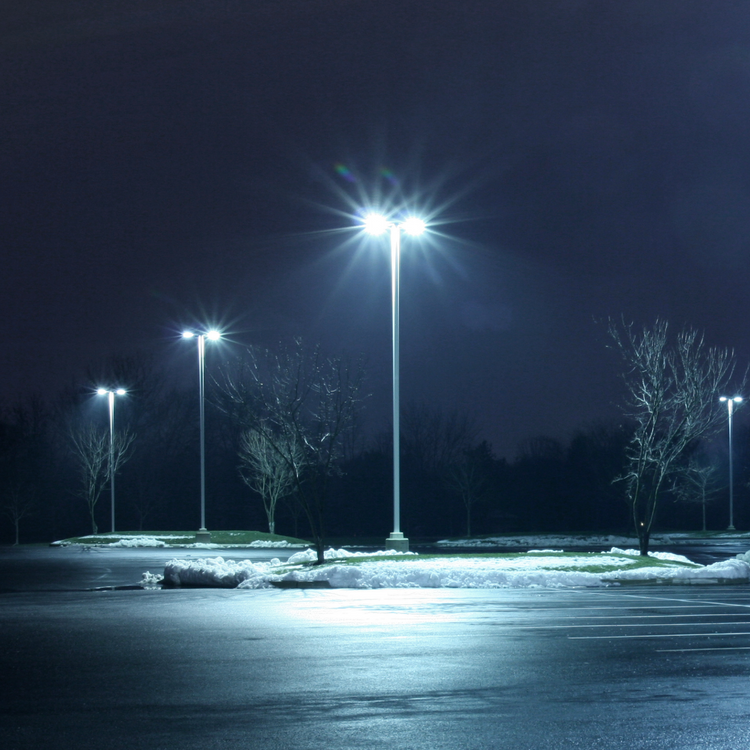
[140,571,164,589]
[109,536,170,547]
[603,558,750,582]
[285,548,417,564]
[527,549,564,554]
[608,547,695,564]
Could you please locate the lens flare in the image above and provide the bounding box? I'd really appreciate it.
[379,167,398,185]
[334,163,356,182]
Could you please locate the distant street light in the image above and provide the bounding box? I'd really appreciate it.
[96,387,127,534]
[720,395,743,530]
[363,213,426,552]
[183,330,221,542]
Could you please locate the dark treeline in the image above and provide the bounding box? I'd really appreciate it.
[0,350,747,545]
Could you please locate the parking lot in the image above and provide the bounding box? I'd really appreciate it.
[504,585,750,652]
[2,547,750,749]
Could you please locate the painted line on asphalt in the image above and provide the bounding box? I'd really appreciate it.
[656,646,750,652]
[568,631,750,640]
[515,619,750,630]
[549,613,750,620]
[590,591,750,610]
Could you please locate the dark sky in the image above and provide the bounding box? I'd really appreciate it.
[3,0,750,459]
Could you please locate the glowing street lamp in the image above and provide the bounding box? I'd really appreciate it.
[97,387,127,534]
[720,395,743,530]
[183,329,221,541]
[363,213,426,552]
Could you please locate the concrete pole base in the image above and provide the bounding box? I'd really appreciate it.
[195,530,212,543]
[385,531,409,552]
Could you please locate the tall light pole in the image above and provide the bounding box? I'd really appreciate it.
[363,213,426,552]
[183,329,221,542]
[720,395,742,530]
[97,387,127,534]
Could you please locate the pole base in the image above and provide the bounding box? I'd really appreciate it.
[195,530,212,543]
[385,531,409,552]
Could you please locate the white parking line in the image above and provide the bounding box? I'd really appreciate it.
[656,646,750,653]
[591,592,750,609]
[514,619,750,630]
[568,631,750,640]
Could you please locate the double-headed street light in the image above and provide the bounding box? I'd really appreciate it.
[720,395,743,530]
[363,213,427,552]
[183,329,221,542]
[97,387,127,534]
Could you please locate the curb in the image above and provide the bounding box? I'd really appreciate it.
[270,580,332,589]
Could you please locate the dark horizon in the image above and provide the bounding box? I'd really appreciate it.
[3,1,750,461]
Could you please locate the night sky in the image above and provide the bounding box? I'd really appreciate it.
[3,0,750,459]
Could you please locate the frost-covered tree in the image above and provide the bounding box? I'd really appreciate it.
[69,423,134,534]
[608,319,737,555]
[238,427,299,534]
[216,339,366,563]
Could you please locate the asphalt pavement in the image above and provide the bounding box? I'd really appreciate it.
[2,544,750,748]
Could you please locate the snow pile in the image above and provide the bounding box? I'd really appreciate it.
[160,538,303,549]
[604,557,750,583]
[109,536,173,547]
[157,547,750,590]
[608,547,691,563]
[163,556,280,588]
[188,540,303,549]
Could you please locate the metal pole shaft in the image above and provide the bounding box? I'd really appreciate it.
[198,334,207,531]
[391,224,401,535]
[728,401,735,530]
[109,391,115,534]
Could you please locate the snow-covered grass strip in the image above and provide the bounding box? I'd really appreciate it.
[437,532,750,548]
[156,547,750,590]
[52,532,307,548]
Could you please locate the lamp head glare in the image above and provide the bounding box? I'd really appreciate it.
[363,213,390,236]
[401,217,426,236]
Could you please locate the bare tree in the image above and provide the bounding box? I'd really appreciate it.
[69,423,134,534]
[399,403,482,535]
[446,442,494,537]
[238,428,299,534]
[609,319,737,555]
[670,454,722,532]
[0,399,46,544]
[216,340,367,563]
[402,402,480,474]
[2,485,35,545]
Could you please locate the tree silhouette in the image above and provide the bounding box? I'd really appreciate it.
[609,319,737,555]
